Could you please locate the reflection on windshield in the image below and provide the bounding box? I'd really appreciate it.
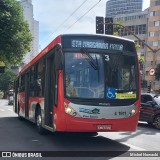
[64,52,137,99]
[65,52,104,98]
[105,54,136,92]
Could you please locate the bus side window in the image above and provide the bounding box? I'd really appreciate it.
[19,75,25,92]
[29,60,45,97]
[16,78,19,92]
[36,59,44,97]
[30,66,35,97]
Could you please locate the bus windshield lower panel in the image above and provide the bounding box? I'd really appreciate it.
[64,51,137,100]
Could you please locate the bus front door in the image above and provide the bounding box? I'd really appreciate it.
[45,54,55,128]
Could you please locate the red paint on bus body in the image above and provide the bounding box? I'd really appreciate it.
[18,92,25,114]
[54,70,67,131]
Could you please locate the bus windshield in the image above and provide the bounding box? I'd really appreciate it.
[64,51,137,99]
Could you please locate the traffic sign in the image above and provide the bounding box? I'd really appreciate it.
[149,68,155,76]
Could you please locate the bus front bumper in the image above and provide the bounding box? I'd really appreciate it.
[65,114,139,132]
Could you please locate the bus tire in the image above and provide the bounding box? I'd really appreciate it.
[36,108,45,134]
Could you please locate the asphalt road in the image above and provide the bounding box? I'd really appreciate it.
[0,99,160,160]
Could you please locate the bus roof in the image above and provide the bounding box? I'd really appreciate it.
[62,33,134,43]
[19,34,135,75]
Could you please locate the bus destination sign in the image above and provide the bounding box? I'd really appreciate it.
[71,39,124,51]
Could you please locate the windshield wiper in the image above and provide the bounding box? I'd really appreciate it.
[80,48,99,70]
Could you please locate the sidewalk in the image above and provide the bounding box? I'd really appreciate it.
[0,99,8,106]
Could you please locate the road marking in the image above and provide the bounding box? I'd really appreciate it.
[0,109,13,112]
[121,142,146,151]
[32,140,39,142]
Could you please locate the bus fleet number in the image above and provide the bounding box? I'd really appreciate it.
[114,111,126,116]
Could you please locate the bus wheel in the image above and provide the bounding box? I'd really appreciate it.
[36,109,45,134]
[154,115,160,130]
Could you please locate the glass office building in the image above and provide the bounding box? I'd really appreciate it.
[106,0,143,17]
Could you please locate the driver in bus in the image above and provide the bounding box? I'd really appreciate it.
[66,75,77,97]
[123,72,130,90]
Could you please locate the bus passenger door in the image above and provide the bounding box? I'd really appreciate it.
[45,54,55,128]
[25,72,30,118]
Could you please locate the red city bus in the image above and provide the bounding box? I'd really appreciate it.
[14,34,141,134]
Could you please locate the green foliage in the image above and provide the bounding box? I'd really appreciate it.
[0,0,32,65]
[113,21,124,36]
[136,44,141,50]
[0,68,16,96]
[139,55,144,63]
[155,64,160,81]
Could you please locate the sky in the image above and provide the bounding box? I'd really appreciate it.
[31,0,150,50]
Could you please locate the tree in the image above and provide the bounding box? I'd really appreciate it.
[0,0,32,65]
[113,21,124,36]
[0,68,16,97]
[155,64,160,81]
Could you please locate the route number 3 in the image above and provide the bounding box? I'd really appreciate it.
[105,55,110,61]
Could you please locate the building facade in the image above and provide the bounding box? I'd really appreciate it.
[106,0,143,18]
[20,0,39,64]
[114,10,148,81]
[145,0,160,91]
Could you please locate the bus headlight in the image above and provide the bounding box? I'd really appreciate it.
[65,107,73,114]
[64,102,79,117]
[129,105,138,117]
[131,109,136,115]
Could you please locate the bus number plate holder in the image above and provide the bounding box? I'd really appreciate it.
[97,124,112,130]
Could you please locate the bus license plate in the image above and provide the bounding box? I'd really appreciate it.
[97,125,112,130]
